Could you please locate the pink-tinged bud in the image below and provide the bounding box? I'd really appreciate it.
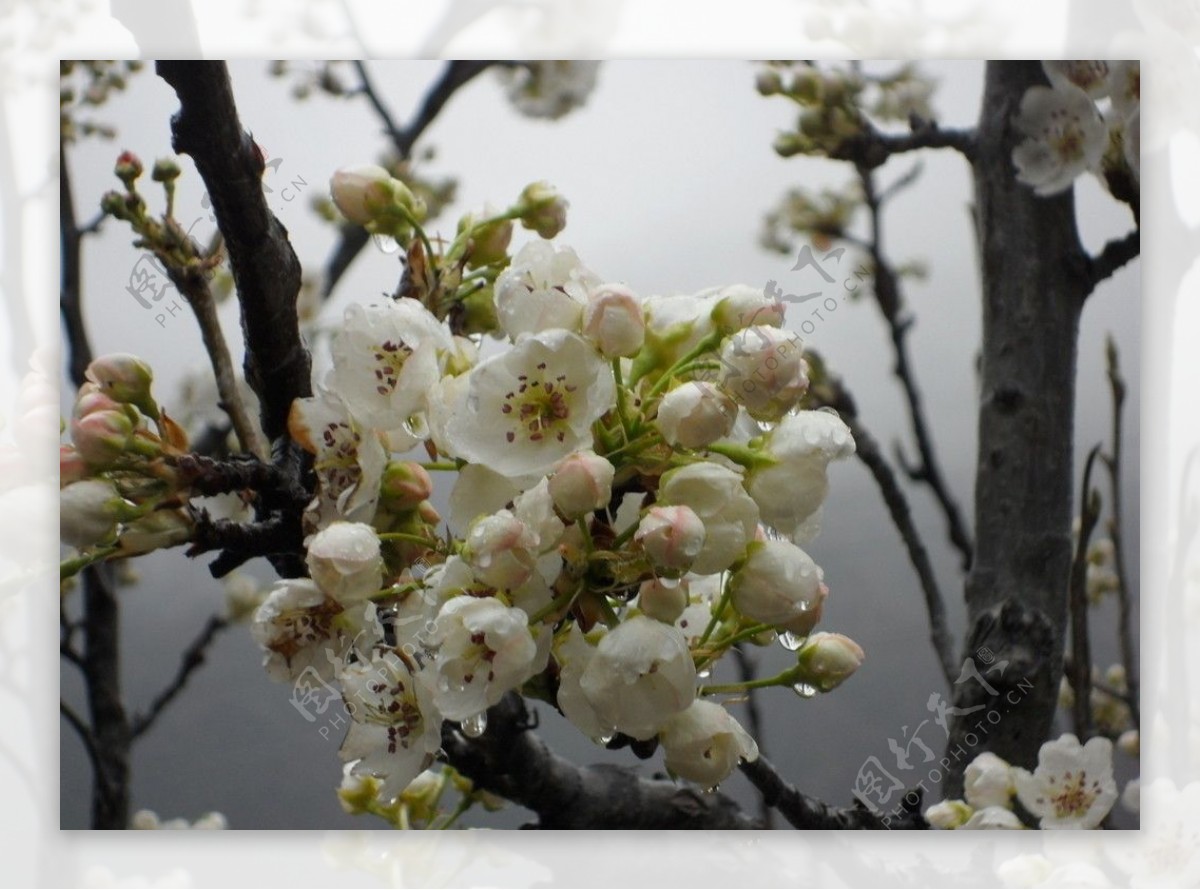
[718,326,809,421]
[329,164,393,225]
[635,505,706,575]
[73,383,122,419]
[60,445,88,486]
[114,150,143,185]
[463,511,538,590]
[70,409,135,468]
[517,181,568,238]
[655,381,738,448]
[711,284,786,334]
[795,632,864,692]
[638,577,689,624]
[548,450,615,519]
[379,461,434,512]
[582,284,645,358]
[85,353,158,419]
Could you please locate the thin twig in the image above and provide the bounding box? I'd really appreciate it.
[815,371,957,686]
[167,266,266,459]
[1069,445,1103,740]
[131,614,230,740]
[59,142,95,386]
[1103,336,1138,727]
[830,116,976,169]
[732,645,773,827]
[60,700,100,772]
[739,755,926,829]
[857,160,975,570]
[1086,229,1139,295]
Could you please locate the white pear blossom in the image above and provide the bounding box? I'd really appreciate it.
[655,381,738,449]
[548,450,614,519]
[1012,83,1107,196]
[1013,733,1118,829]
[659,462,760,574]
[1042,60,1111,98]
[553,623,609,741]
[746,409,855,542]
[447,464,525,536]
[251,579,341,683]
[637,577,690,624]
[330,299,452,433]
[582,284,645,357]
[729,540,825,635]
[306,521,383,603]
[339,649,442,802]
[288,390,386,532]
[493,241,600,340]
[658,700,758,787]
[500,61,601,120]
[964,751,1016,810]
[428,596,539,721]
[440,329,616,478]
[635,505,706,574]
[579,615,696,740]
[462,511,540,590]
[717,326,809,421]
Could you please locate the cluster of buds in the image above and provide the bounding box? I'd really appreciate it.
[60,354,193,573]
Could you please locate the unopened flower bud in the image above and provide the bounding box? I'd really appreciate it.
[582,284,645,357]
[517,181,568,239]
[1117,729,1139,757]
[60,445,88,486]
[635,505,706,575]
[60,479,134,550]
[100,189,131,220]
[115,508,192,557]
[85,353,158,419]
[924,799,973,830]
[459,209,513,269]
[306,521,383,603]
[659,700,758,787]
[151,157,182,183]
[656,381,738,448]
[114,150,143,186]
[379,461,434,512]
[729,539,825,634]
[548,450,614,519]
[638,577,689,624]
[964,751,1015,810]
[794,631,864,692]
[463,511,537,590]
[756,69,783,96]
[711,284,785,334]
[718,326,809,421]
[330,165,426,234]
[70,409,135,468]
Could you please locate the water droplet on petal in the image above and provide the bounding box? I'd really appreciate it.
[697,665,713,679]
[461,711,488,738]
[597,733,615,746]
[779,631,805,652]
[792,682,818,698]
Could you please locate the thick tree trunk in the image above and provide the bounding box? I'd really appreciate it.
[943,61,1090,798]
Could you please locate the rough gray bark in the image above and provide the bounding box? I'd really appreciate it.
[943,61,1090,797]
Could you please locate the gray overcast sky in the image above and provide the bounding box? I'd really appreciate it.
[61,60,1140,828]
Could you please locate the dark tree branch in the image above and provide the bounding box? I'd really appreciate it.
[945,61,1092,798]
[131,614,230,740]
[1103,337,1138,727]
[1068,445,1103,739]
[59,142,94,386]
[814,371,957,686]
[856,160,975,571]
[739,756,927,830]
[80,565,131,829]
[1085,229,1140,295]
[321,61,497,301]
[156,61,311,445]
[442,694,760,829]
[830,115,976,169]
[186,510,304,578]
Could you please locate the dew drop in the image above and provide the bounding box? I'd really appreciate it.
[597,733,615,746]
[697,665,713,679]
[461,711,488,738]
[779,631,805,652]
[792,682,818,698]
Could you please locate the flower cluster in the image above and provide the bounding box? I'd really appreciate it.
[1012,61,1139,197]
[242,170,864,809]
[925,733,1119,830]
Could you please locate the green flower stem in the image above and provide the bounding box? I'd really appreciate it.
[694,622,774,672]
[419,461,460,471]
[577,517,595,553]
[378,532,439,549]
[644,332,724,401]
[528,582,583,625]
[611,359,634,443]
[431,794,475,830]
[60,545,119,581]
[705,441,775,470]
[699,671,791,696]
[697,579,734,647]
